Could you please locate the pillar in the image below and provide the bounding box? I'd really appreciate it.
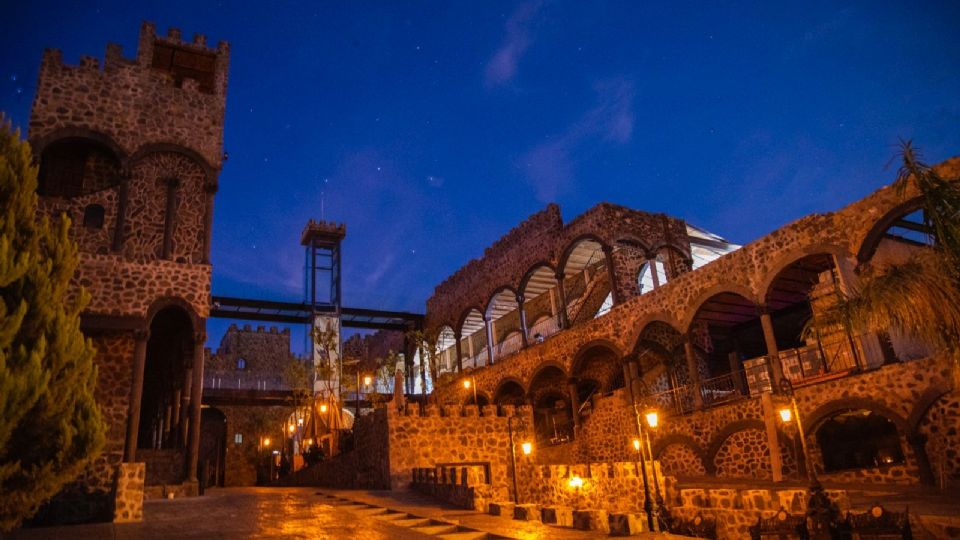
[683,338,704,410]
[907,433,936,486]
[112,172,130,252]
[124,329,149,462]
[161,178,180,260]
[484,315,496,366]
[567,380,581,429]
[186,328,206,482]
[555,272,570,328]
[759,307,785,387]
[648,255,661,289]
[516,293,529,348]
[454,331,463,372]
[602,245,621,305]
[760,392,784,482]
[831,254,884,368]
[622,360,638,405]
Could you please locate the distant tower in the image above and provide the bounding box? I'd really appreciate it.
[28,21,229,518]
[301,220,346,397]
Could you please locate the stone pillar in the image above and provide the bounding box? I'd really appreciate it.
[186,328,206,482]
[555,272,570,328]
[622,361,637,405]
[202,183,217,264]
[602,245,622,306]
[484,315,496,366]
[683,337,704,410]
[454,332,463,372]
[759,307,785,386]
[161,178,180,260]
[760,392,784,482]
[568,380,581,429]
[124,329,149,463]
[907,433,935,486]
[648,256,661,289]
[112,173,130,253]
[516,293,529,348]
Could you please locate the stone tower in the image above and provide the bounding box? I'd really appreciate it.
[27,22,229,521]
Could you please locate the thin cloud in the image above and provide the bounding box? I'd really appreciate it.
[519,79,635,202]
[484,0,545,88]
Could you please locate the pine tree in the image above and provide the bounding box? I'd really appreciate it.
[0,119,105,532]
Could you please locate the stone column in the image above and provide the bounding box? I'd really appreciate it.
[186,328,206,482]
[112,172,130,253]
[567,380,581,429]
[622,361,637,405]
[202,183,217,264]
[648,255,661,289]
[161,178,180,260]
[907,433,935,486]
[602,245,622,306]
[760,392,784,482]
[454,331,463,372]
[516,293,529,348]
[484,315,496,366]
[124,329,149,463]
[759,306,785,386]
[555,272,570,328]
[683,337,704,410]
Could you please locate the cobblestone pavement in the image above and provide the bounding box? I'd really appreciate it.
[8,487,434,539]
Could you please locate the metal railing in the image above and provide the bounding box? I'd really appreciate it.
[528,315,560,342]
[204,374,288,391]
[700,371,744,407]
[494,332,524,361]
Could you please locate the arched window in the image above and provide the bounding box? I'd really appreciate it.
[816,410,904,471]
[236,358,247,370]
[83,204,105,229]
[38,138,121,198]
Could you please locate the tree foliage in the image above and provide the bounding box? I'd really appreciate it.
[809,142,960,383]
[0,119,105,531]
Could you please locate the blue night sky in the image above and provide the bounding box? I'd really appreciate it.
[2,1,959,348]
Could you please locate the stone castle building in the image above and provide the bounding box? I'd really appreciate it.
[27,22,228,521]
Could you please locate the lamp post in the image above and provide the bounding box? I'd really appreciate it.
[631,403,658,532]
[776,379,834,535]
[507,415,533,504]
[642,408,667,527]
[463,376,478,405]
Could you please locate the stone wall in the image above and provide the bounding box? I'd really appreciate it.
[213,404,291,487]
[516,461,667,514]
[206,323,298,378]
[112,463,145,523]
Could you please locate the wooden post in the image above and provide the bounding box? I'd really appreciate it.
[124,329,149,462]
[186,328,206,482]
[759,307,785,386]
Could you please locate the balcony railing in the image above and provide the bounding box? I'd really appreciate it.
[528,315,560,343]
[493,332,524,361]
[205,374,288,391]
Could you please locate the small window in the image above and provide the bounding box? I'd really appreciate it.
[83,204,105,229]
[234,433,242,445]
[236,358,246,370]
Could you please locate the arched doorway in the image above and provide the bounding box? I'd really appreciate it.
[528,365,573,445]
[815,410,905,472]
[559,238,613,325]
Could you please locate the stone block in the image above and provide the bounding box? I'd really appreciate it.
[608,512,646,536]
[513,503,540,521]
[707,488,738,509]
[488,501,515,517]
[425,404,441,417]
[776,489,806,513]
[740,489,775,511]
[481,404,498,417]
[113,462,145,523]
[680,488,707,508]
[443,405,462,417]
[541,505,574,527]
[572,509,610,533]
[464,405,479,417]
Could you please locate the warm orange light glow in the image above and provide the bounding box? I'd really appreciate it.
[288,424,295,433]
[363,375,373,387]
[632,438,641,451]
[305,439,313,446]
[319,404,328,413]
[263,437,271,447]
[568,475,584,488]
[645,410,659,429]
[521,442,533,455]
[462,379,471,389]
[779,408,792,422]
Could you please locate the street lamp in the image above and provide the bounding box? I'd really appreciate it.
[506,415,532,504]
[643,408,665,522]
[462,376,478,405]
[631,404,662,532]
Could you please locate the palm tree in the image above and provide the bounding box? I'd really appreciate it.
[810,142,960,384]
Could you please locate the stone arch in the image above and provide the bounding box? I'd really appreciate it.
[484,285,520,317]
[571,339,624,373]
[648,241,693,262]
[705,419,767,472]
[31,126,128,165]
[627,315,684,355]
[907,384,954,435]
[681,283,760,332]
[557,233,611,277]
[146,296,201,331]
[130,142,217,183]
[527,360,569,388]
[757,244,854,304]
[493,377,527,406]
[519,261,559,295]
[571,340,624,397]
[614,236,652,256]
[653,434,709,477]
[856,197,925,264]
[806,397,910,435]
